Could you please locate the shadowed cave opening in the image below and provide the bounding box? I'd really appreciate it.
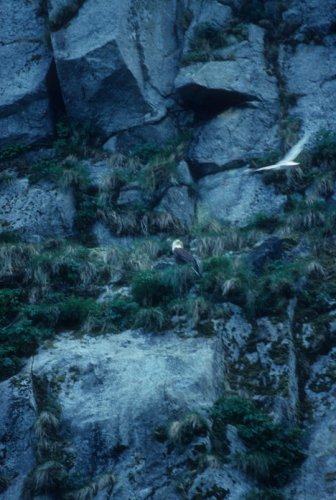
[177,83,257,119]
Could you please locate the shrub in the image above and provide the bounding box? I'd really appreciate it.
[134,307,167,331]
[0,143,26,161]
[57,296,99,328]
[0,288,22,322]
[211,396,304,486]
[309,129,336,166]
[131,270,174,307]
[182,21,248,65]
[168,412,208,446]
[29,159,64,185]
[248,213,280,232]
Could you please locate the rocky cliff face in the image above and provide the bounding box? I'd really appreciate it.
[1,1,336,499]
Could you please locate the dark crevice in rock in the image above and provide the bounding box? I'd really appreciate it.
[188,158,245,179]
[177,83,256,119]
[46,59,67,125]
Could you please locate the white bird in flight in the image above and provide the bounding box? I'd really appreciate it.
[251,132,311,173]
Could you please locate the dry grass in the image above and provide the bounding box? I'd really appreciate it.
[315,173,335,198]
[168,412,208,445]
[188,296,209,326]
[0,243,38,278]
[35,411,60,440]
[306,260,326,278]
[222,277,242,297]
[28,461,66,493]
[66,473,115,500]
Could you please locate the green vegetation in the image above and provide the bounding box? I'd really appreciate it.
[0,143,27,162]
[24,373,115,499]
[245,489,285,500]
[182,21,247,65]
[211,396,304,487]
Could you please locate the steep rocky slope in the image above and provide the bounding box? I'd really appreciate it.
[1,1,336,499]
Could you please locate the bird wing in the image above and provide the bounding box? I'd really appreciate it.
[282,132,310,162]
[251,132,311,173]
[174,247,196,264]
[173,248,201,276]
[253,160,299,172]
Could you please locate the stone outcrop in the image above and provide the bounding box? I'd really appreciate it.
[190,106,279,176]
[50,0,184,142]
[0,330,225,499]
[197,168,287,227]
[280,42,336,135]
[0,178,75,242]
[0,0,54,146]
[1,1,336,499]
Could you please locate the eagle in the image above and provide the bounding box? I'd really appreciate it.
[172,239,201,277]
[250,133,311,173]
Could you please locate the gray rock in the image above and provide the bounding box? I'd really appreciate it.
[0,178,75,242]
[250,237,284,274]
[117,183,147,208]
[0,330,225,498]
[0,374,36,499]
[190,106,279,175]
[156,185,195,228]
[285,406,336,500]
[176,160,194,186]
[110,116,178,153]
[177,25,278,111]
[51,0,182,137]
[0,0,53,146]
[189,1,232,31]
[218,305,299,423]
[281,41,336,135]
[188,466,251,500]
[197,168,286,227]
[304,347,336,421]
[285,0,336,39]
[92,222,134,247]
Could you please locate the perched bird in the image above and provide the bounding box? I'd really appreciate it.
[250,133,311,173]
[172,239,201,277]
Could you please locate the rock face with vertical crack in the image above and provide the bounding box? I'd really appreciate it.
[50,0,184,141]
[0,0,53,146]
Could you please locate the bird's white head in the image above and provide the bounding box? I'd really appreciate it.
[172,239,184,251]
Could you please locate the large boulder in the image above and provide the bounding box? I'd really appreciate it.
[281,41,336,135]
[156,185,196,229]
[0,374,36,499]
[50,0,183,140]
[0,178,75,242]
[0,330,225,499]
[285,406,336,500]
[197,168,286,227]
[179,24,280,176]
[0,0,53,146]
[176,24,278,114]
[190,106,279,175]
[284,0,336,40]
